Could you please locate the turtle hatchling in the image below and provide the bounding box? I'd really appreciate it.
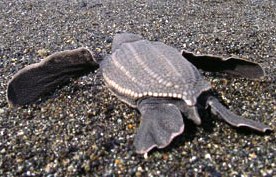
[7,32,272,154]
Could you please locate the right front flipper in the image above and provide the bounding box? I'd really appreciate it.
[134,102,184,154]
[7,47,99,106]
[182,50,265,79]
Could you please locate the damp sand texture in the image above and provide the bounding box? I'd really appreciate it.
[0,0,275,176]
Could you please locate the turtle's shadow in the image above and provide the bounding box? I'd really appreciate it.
[232,125,273,136]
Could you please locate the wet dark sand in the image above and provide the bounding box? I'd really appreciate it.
[0,0,275,176]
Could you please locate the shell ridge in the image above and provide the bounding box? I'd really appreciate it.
[103,55,134,98]
[118,43,153,89]
[126,42,161,82]
[111,53,146,87]
[126,42,178,91]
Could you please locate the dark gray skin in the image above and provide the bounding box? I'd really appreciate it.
[7,33,272,154]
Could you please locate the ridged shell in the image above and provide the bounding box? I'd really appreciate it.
[102,40,211,107]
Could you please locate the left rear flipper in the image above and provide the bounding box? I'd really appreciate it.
[207,96,272,133]
[134,102,184,154]
[182,50,265,79]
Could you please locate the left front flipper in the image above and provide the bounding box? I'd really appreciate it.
[134,102,184,154]
[7,47,99,106]
[182,50,265,79]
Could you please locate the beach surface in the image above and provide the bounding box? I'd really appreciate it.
[0,0,275,176]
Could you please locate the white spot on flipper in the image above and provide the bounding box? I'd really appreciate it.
[185,99,193,106]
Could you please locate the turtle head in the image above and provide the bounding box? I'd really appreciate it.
[112,32,143,52]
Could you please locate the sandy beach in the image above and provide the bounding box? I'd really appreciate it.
[0,0,275,176]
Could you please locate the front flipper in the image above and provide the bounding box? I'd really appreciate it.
[182,50,265,79]
[7,48,99,106]
[207,97,272,132]
[134,102,184,154]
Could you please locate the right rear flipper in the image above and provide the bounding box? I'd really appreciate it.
[207,97,272,133]
[7,48,99,106]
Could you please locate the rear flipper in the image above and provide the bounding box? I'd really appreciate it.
[7,48,99,106]
[207,97,272,132]
[182,50,265,79]
[134,102,184,154]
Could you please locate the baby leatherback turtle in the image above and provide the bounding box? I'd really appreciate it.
[7,32,272,154]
